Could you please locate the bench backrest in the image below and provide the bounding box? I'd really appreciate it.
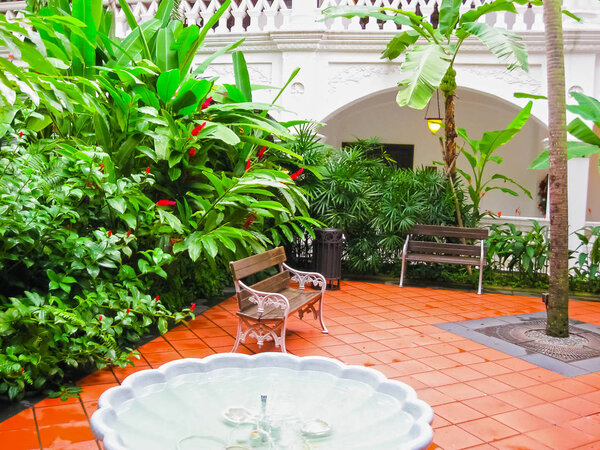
[409,224,488,240]
[407,241,486,257]
[230,247,290,311]
[230,246,287,281]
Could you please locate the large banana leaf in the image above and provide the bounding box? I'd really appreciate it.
[461,22,528,71]
[321,5,413,27]
[459,0,517,25]
[381,31,419,61]
[396,44,451,110]
[529,142,600,170]
[438,0,461,37]
[567,92,600,123]
[478,101,532,155]
[567,118,600,147]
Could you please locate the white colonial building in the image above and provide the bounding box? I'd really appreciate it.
[2,0,600,249]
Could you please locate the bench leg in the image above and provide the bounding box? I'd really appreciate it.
[318,297,328,334]
[399,255,407,288]
[231,318,243,353]
[477,265,483,295]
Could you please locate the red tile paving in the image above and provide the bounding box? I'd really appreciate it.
[2,281,600,449]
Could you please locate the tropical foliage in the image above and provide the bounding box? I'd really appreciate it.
[486,221,549,286]
[322,0,530,178]
[301,143,471,273]
[0,0,318,399]
[456,102,533,220]
[530,92,600,171]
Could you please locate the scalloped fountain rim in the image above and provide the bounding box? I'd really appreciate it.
[90,353,434,450]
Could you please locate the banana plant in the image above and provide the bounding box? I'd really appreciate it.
[456,101,533,220]
[322,0,530,175]
[530,92,600,171]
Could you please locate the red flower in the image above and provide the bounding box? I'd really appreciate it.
[19,367,24,374]
[156,200,176,206]
[107,230,112,237]
[98,315,103,322]
[126,308,130,314]
[190,303,196,312]
[146,166,151,174]
[243,212,257,229]
[245,158,251,172]
[155,295,160,302]
[497,211,502,217]
[99,162,105,173]
[538,205,543,211]
[126,229,132,237]
[19,131,23,137]
[290,168,304,180]
[481,192,485,197]
[589,208,592,213]
[258,146,266,162]
[515,208,521,216]
[189,148,196,157]
[468,179,471,184]
[191,122,207,137]
[201,96,213,110]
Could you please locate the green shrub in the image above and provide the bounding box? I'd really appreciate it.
[303,144,471,273]
[0,0,319,399]
[486,221,549,287]
[571,226,600,294]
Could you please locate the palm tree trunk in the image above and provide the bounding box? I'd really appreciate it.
[543,0,570,337]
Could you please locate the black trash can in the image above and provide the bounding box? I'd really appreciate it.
[313,228,343,290]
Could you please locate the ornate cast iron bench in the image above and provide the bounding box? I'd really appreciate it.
[229,247,328,353]
[399,225,488,295]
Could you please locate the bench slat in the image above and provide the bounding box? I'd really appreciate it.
[230,246,286,280]
[410,224,488,240]
[238,287,321,320]
[408,241,486,257]
[405,253,487,266]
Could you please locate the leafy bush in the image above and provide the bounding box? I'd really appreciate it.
[486,221,549,287]
[302,143,471,273]
[0,0,319,399]
[571,226,600,294]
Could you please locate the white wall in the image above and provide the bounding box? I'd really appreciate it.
[320,87,548,217]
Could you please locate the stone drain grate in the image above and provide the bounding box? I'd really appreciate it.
[478,319,600,362]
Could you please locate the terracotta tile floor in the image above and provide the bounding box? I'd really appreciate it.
[3,281,600,449]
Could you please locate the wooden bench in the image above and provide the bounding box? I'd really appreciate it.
[399,225,488,294]
[229,247,328,353]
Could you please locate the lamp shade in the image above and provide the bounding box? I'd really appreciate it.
[427,119,442,134]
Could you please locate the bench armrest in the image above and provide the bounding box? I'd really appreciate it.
[237,280,290,315]
[282,263,327,292]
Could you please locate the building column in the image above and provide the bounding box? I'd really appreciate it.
[567,157,591,253]
[290,0,320,30]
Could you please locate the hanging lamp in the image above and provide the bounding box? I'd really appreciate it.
[425,90,443,134]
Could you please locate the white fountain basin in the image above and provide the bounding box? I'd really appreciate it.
[91,353,434,449]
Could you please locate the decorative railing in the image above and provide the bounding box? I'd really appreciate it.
[2,0,599,37]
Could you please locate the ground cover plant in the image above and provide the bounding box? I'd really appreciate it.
[0,0,319,400]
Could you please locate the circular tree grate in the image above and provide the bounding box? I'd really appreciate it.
[478,320,600,362]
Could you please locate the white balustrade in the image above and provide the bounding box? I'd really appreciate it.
[0,0,599,36]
